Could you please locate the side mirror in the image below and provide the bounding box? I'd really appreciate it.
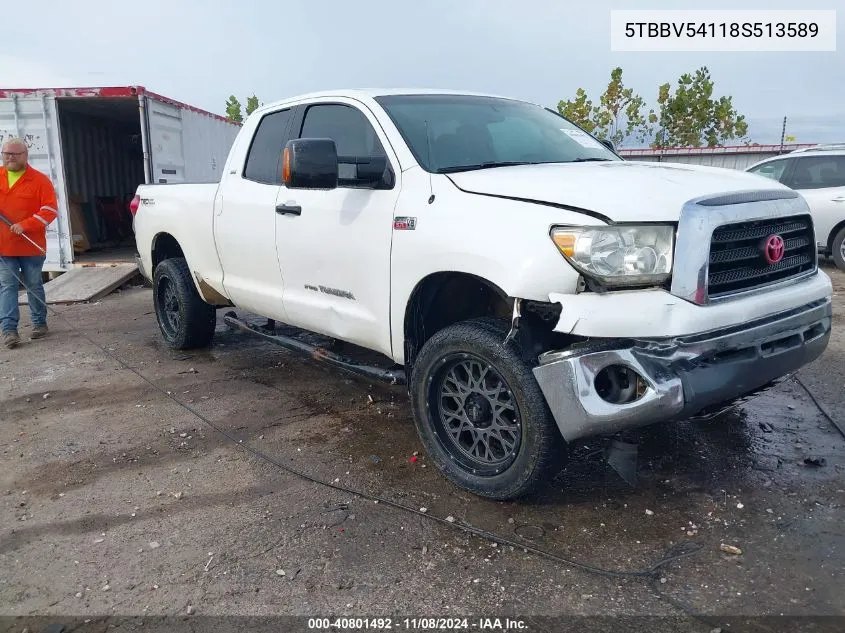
[282,138,338,189]
[349,155,388,184]
[600,138,615,152]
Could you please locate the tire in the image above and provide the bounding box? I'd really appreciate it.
[152,257,217,349]
[832,227,845,272]
[409,317,567,500]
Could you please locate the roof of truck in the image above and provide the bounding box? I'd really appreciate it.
[258,87,534,111]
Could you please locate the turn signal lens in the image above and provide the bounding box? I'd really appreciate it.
[282,147,291,184]
[552,232,577,257]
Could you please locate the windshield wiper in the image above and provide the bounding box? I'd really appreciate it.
[437,161,539,174]
[569,158,612,163]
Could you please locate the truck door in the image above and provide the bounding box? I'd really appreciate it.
[0,94,72,270]
[273,100,400,357]
[213,107,293,320]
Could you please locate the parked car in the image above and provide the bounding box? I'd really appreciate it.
[130,89,833,500]
[746,144,845,270]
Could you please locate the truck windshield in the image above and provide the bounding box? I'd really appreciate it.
[375,94,621,173]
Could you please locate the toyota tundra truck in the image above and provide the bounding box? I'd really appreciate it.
[130,89,833,500]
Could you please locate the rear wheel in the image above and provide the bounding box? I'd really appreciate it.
[409,318,566,500]
[153,257,216,349]
[832,227,845,271]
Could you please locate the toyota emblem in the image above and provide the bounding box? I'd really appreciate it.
[763,234,785,265]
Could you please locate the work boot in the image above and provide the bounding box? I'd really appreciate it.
[3,331,20,349]
[31,325,48,340]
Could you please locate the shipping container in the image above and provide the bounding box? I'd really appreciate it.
[0,86,240,272]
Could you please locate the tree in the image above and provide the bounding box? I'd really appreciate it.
[245,94,261,116]
[557,88,598,135]
[593,67,655,146]
[225,95,243,122]
[653,66,748,148]
[557,68,654,146]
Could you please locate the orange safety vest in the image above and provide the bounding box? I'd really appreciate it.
[0,164,58,257]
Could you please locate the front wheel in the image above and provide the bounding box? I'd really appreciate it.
[409,318,567,500]
[153,257,217,349]
[832,227,845,272]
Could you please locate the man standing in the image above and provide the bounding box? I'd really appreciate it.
[0,138,58,349]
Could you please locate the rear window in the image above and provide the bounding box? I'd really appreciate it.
[243,108,293,184]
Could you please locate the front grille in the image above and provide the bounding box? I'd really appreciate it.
[707,214,815,298]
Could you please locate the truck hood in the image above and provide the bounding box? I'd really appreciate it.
[446,160,793,223]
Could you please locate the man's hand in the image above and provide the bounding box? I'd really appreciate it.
[10,223,24,235]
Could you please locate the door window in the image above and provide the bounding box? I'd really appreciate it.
[298,104,388,185]
[784,156,845,190]
[748,159,790,182]
[243,108,293,184]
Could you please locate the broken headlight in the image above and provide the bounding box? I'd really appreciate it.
[551,225,674,287]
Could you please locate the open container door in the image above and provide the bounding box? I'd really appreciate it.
[0,94,72,270]
[144,98,186,184]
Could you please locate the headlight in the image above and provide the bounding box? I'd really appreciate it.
[551,225,674,286]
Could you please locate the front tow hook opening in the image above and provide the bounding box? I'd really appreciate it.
[594,364,649,405]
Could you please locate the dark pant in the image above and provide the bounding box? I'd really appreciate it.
[0,255,47,333]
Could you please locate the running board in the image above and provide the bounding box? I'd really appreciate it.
[222,312,406,385]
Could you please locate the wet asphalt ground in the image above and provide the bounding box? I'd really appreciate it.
[0,263,843,632]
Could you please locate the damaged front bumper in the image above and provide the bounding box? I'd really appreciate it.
[532,297,832,443]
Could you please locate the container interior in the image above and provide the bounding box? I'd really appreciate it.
[56,97,144,264]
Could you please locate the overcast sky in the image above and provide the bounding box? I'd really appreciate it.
[3,0,842,145]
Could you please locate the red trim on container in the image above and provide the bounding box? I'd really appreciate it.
[0,85,241,125]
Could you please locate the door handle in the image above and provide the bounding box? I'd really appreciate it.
[276,203,302,216]
[831,196,845,203]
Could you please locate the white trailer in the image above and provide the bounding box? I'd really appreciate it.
[0,86,240,272]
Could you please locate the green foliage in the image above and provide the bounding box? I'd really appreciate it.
[224,94,263,122]
[225,95,243,123]
[653,67,748,148]
[557,66,748,148]
[557,68,654,146]
[245,94,261,116]
[557,88,598,135]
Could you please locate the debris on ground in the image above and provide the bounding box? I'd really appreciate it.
[409,456,418,463]
[187,605,195,615]
[276,569,286,576]
[720,544,743,555]
[446,516,455,523]
[149,541,161,549]
[803,457,827,467]
[736,503,744,509]
[645,509,654,516]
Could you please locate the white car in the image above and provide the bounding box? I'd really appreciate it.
[747,145,845,270]
[130,89,833,500]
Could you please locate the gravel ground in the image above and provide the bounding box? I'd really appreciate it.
[1,262,843,632]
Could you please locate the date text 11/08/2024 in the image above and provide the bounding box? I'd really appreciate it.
[307,617,528,630]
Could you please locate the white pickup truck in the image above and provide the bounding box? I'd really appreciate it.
[131,89,833,500]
